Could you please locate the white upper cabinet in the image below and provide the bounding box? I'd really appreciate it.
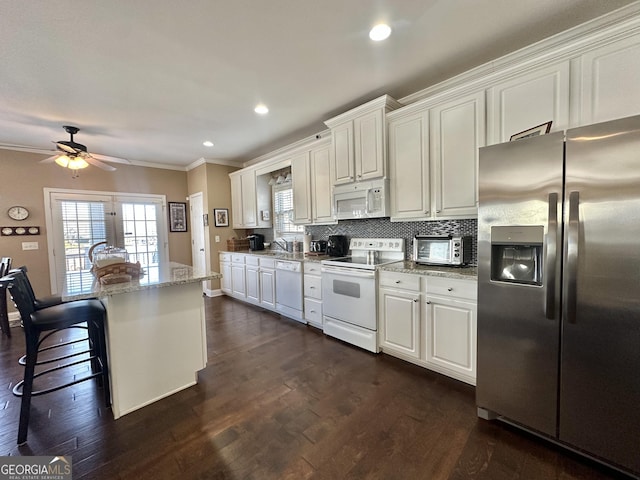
[229,169,271,229]
[325,95,402,187]
[486,62,570,145]
[430,91,485,218]
[310,144,334,224]
[291,151,312,224]
[577,33,640,125]
[389,90,484,221]
[388,110,431,220]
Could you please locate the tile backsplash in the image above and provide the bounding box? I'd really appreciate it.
[305,218,478,265]
[252,218,478,264]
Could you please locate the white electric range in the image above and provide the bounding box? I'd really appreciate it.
[321,238,405,352]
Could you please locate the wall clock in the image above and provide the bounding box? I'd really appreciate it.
[7,206,29,221]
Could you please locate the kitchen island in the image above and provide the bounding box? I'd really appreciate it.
[62,262,221,419]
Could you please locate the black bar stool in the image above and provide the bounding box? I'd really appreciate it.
[0,269,111,444]
[0,257,12,336]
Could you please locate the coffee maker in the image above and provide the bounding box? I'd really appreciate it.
[248,234,265,251]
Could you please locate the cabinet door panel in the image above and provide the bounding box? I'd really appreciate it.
[487,62,569,145]
[579,35,640,125]
[240,171,257,228]
[311,146,334,224]
[380,288,420,359]
[331,122,354,185]
[246,266,260,304]
[426,296,476,383]
[221,262,232,293]
[291,151,311,224]
[260,269,275,309]
[388,111,430,220]
[431,92,485,217]
[231,265,246,297]
[230,174,243,228]
[355,109,384,180]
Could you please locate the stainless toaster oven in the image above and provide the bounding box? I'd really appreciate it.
[413,235,472,266]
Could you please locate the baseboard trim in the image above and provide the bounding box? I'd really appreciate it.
[204,288,223,298]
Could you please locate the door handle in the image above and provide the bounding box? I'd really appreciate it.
[545,192,558,319]
[563,191,579,324]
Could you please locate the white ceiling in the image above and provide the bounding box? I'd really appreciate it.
[0,0,636,169]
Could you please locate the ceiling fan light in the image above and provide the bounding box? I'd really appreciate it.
[68,156,89,170]
[55,155,70,167]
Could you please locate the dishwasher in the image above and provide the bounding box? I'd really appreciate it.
[275,260,304,323]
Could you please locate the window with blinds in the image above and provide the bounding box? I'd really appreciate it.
[273,186,304,237]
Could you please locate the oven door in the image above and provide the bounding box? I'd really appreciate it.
[321,265,377,330]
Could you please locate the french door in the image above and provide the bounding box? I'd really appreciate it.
[45,189,169,294]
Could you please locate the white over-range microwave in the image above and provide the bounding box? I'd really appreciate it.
[333,179,389,220]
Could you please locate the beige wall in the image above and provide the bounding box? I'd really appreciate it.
[0,150,190,302]
[187,162,243,291]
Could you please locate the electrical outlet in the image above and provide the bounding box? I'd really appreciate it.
[215,236,220,243]
[22,241,39,250]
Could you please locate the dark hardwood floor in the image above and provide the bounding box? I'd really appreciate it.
[0,296,631,479]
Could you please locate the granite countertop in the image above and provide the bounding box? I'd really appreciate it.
[379,261,478,280]
[221,250,331,262]
[62,262,222,301]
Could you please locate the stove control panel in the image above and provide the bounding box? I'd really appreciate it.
[349,238,404,252]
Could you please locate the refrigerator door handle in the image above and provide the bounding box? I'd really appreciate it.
[545,192,558,319]
[564,191,580,324]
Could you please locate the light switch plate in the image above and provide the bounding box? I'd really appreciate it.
[22,241,39,250]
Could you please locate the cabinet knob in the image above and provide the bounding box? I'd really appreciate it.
[426,301,431,304]
[436,210,441,213]
[395,280,401,284]
[413,299,418,303]
[310,286,316,289]
[424,211,429,214]
[310,310,316,313]
[447,287,453,291]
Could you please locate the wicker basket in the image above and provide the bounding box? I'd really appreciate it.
[88,241,144,283]
[226,238,249,252]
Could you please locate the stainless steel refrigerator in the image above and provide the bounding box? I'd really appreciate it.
[476,115,640,477]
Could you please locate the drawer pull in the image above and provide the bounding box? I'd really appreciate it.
[310,310,316,313]
[310,286,316,289]
[447,287,453,291]
[426,301,431,304]
[395,280,401,284]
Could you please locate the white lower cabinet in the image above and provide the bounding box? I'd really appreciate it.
[303,261,323,328]
[424,277,477,385]
[245,256,260,305]
[259,257,276,309]
[379,271,422,360]
[220,253,232,294]
[378,270,477,385]
[231,254,246,298]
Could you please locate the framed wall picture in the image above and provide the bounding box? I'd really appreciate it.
[510,121,553,141]
[214,208,229,227]
[168,202,188,232]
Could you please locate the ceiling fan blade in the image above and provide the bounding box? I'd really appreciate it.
[0,143,57,155]
[54,141,80,154]
[84,154,117,171]
[88,152,130,165]
[39,155,58,164]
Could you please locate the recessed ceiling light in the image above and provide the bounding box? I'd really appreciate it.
[203,141,214,147]
[254,104,269,115]
[369,23,391,41]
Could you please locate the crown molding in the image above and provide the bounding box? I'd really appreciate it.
[398,2,640,107]
[186,157,244,171]
[242,128,331,169]
[323,95,403,128]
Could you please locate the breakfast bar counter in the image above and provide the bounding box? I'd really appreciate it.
[62,262,221,419]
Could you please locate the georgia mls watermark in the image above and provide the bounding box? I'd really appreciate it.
[0,456,72,480]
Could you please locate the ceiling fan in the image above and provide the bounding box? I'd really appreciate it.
[37,125,128,176]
